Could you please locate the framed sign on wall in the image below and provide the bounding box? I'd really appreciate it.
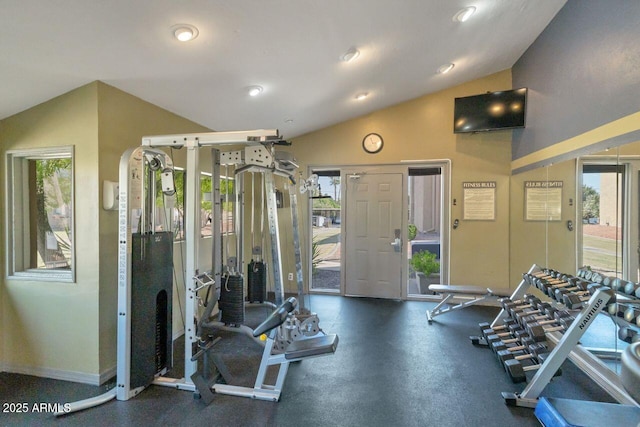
[463,182,496,221]
[525,181,563,221]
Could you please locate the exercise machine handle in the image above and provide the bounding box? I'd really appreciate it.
[253,297,298,337]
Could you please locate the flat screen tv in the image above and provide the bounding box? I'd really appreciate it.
[453,88,527,134]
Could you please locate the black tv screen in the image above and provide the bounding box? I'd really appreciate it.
[454,88,527,133]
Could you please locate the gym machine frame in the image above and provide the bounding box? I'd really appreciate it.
[495,265,640,408]
[116,129,311,401]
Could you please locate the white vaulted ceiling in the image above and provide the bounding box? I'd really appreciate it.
[0,0,566,138]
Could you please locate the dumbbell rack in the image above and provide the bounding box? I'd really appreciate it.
[499,265,640,408]
[488,264,545,329]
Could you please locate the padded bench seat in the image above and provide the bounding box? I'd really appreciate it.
[426,284,514,323]
[285,334,339,360]
[428,284,512,297]
[535,397,640,427]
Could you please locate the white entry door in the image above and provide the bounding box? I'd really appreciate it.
[345,172,403,299]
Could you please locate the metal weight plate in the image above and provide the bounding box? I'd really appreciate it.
[300,315,320,337]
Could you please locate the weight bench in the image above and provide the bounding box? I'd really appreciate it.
[192,297,339,403]
[426,285,513,323]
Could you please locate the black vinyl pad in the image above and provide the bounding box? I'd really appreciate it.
[285,334,339,360]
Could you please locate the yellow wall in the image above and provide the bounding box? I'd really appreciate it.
[95,82,211,374]
[0,83,101,381]
[0,82,211,383]
[291,70,515,288]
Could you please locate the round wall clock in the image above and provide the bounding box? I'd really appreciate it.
[362,133,383,154]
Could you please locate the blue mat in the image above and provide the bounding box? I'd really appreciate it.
[535,397,640,427]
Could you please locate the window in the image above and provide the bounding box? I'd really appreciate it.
[168,169,234,241]
[408,167,444,296]
[6,147,74,281]
[580,163,625,278]
[310,170,341,292]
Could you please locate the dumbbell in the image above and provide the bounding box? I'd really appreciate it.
[623,306,640,324]
[563,292,592,309]
[531,270,557,279]
[526,316,575,342]
[497,342,549,365]
[517,313,550,329]
[491,340,529,354]
[539,280,575,297]
[609,278,626,293]
[516,309,560,329]
[535,277,568,292]
[609,279,637,296]
[554,281,588,301]
[488,317,558,353]
[623,281,639,296]
[484,332,513,345]
[469,317,517,345]
[576,267,590,278]
[516,310,573,338]
[508,298,543,316]
[489,328,533,352]
[590,272,605,284]
[618,325,638,343]
[608,301,628,318]
[535,275,567,286]
[512,303,553,325]
[492,317,563,353]
[500,295,539,309]
[516,309,571,334]
[478,318,517,336]
[504,305,530,320]
[504,352,561,383]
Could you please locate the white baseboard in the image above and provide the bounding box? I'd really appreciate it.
[173,327,185,341]
[3,363,116,386]
[100,365,116,384]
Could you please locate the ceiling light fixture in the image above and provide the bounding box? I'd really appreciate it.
[341,47,361,62]
[172,24,199,42]
[355,92,369,101]
[248,85,263,97]
[437,63,455,74]
[453,6,476,23]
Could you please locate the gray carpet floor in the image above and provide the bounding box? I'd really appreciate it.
[0,295,619,426]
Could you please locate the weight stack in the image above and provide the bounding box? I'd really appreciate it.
[247,260,266,303]
[219,274,244,325]
[130,232,173,390]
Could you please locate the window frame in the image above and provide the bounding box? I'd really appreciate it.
[5,146,75,282]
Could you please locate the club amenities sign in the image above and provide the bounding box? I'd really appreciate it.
[525,181,563,221]
[463,181,496,221]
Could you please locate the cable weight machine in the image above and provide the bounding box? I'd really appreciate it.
[56,129,330,415]
[117,129,323,401]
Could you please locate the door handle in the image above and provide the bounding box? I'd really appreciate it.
[391,229,402,252]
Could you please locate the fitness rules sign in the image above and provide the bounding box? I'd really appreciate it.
[524,181,563,221]
[463,181,496,221]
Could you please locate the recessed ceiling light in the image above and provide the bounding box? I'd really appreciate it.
[437,63,455,74]
[341,47,360,62]
[355,92,369,101]
[453,6,476,23]
[171,24,199,42]
[247,85,263,97]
